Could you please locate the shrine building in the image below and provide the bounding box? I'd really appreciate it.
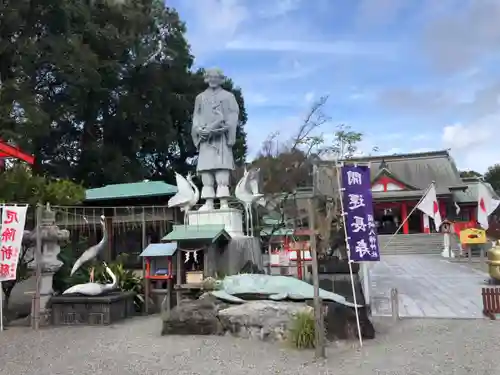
[316,150,495,235]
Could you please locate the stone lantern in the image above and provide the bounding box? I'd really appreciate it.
[27,207,70,325]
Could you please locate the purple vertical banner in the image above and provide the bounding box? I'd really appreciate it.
[341,165,380,262]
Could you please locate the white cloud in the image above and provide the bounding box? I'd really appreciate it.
[356,0,409,28]
[422,0,500,72]
[257,0,302,18]
[225,39,394,57]
[180,0,249,57]
[441,115,500,172]
[304,91,315,103]
[244,92,269,106]
[412,134,430,141]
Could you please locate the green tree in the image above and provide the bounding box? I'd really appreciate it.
[0,163,85,319]
[484,164,500,193]
[460,170,482,178]
[0,1,248,188]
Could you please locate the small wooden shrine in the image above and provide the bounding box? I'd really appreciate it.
[161,224,231,305]
[139,242,177,313]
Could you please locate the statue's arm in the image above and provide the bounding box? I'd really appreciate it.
[224,93,239,147]
[191,94,203,149]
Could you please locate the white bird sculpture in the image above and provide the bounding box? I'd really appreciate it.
[235,168,264,236]
[168,172,199,223]
[63,262,118,296]
[70,215,107,277]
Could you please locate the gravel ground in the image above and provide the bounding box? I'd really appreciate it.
[0,315,499,375]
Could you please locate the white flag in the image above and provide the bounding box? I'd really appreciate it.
[416,183,442,230]
[454,201,461,215]
[477,183,500,230]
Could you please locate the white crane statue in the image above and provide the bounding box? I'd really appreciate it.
[168,172,199,224]
[235,168,264,236]
[70,215,107,280]
[63,262,118,296]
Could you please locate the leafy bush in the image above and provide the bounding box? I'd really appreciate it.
[288,310,316,349]
[53,238,92,294]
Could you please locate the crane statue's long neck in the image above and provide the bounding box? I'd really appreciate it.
[98,219,108,245]
[188,177,199,197]
[104,266,118,290]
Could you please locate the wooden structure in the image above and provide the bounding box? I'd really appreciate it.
[482,287,500,319]
[161,224,231,304]
[80,181,178,263]
[139,242,177,314]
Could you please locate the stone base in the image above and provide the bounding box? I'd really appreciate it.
[187,208,244,237]
[161,296,375,341]
[217,236,263,275]
[161,294,228,335]
[50,291,135,326]
[441,248,455,258]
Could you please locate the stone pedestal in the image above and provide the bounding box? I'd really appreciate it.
[51,291,135,325]
[217,236,263,275]
[187,208,244,237]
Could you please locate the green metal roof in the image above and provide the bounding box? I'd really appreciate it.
[85,181,177,201]
[139,242,177,257]
[161,225,231,242]
[260,227,294,236]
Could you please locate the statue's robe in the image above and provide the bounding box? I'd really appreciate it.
[192,88,239,172]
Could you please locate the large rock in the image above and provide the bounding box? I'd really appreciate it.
[321,301,375,340]
[218,300,312,341]
[161,294,228,335]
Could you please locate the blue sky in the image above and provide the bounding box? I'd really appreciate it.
[168,0,500,173]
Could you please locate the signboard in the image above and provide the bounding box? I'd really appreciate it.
[459,228,487,245]
[341,165,380,262]
[0,206,28,281]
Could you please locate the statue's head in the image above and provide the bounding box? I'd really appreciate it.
[204,68,224,88]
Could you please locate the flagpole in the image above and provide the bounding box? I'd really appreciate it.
[336,162,363,347]
[382,182,435,251]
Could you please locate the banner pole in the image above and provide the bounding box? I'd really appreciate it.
[335,162,363,347]
[0,281,3,332]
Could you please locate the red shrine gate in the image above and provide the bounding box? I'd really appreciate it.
[0,139,34,169]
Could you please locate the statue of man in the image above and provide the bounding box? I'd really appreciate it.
[192,68,239,211]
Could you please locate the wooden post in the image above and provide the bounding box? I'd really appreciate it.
[141,210,149,314]
[143,258,149,314]
[308,197,326,359]
[176,251,182,305]
[32,205,42,330]
[267,242,272,275]
[390,288,399,321]
[166,278,172,314]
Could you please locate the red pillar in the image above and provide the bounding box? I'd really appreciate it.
[470,206,476,222]
[401,202,409,234]
[439,201,446,220]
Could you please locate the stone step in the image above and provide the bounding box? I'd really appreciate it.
[377,234,452,255]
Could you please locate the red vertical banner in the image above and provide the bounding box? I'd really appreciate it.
[0,205,28,281]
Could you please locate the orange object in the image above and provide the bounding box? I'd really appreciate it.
[144,256,173,280]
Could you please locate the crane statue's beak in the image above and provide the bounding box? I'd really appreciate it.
[102,261,108,268]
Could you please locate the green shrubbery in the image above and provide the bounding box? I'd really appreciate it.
[288,310,316,349]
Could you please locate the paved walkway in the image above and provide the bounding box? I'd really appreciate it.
[370,255,489,319]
